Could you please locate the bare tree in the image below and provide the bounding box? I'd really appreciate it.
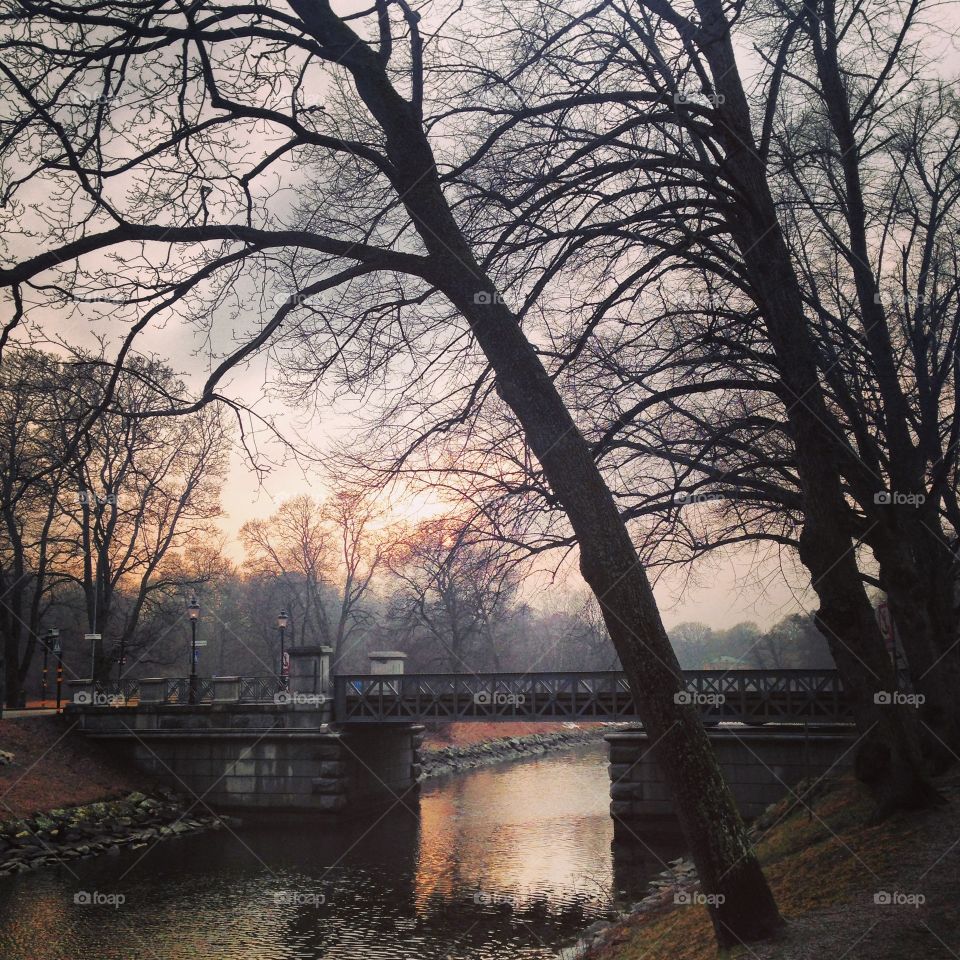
[0,349,73,705]
[386,516,519,672]
[241,492,384,666]
[0,0,783,941]
[55,358,229,682]
[440,0,940,810]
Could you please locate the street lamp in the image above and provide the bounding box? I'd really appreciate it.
[277,610,289,684]
[41,629,59,706]
[187,595,200,704]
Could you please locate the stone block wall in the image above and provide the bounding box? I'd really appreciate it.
[69,702,422,815]
[607,726,856,826]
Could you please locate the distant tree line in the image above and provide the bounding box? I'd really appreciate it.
[668,617,835,671]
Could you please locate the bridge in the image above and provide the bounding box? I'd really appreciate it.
[81,663,852,726]
[65,647,857,822]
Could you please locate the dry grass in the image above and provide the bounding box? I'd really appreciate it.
[589,775,959,960]
[0,715,157,819]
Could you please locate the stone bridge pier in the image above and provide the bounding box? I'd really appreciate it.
[607,725,856,853]
[68,647,423,816]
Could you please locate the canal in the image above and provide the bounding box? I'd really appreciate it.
[0,742,685,959]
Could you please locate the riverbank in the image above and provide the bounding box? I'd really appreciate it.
[0,716,236,876]
[0,791,230,877]
[0,715,159,817]
[0,714,609,877]
[579,771,960,960]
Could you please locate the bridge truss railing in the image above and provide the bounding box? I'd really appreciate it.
[332,669,853,725]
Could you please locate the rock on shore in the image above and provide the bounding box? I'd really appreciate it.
[420,726,608,779]
[0,789,234,876]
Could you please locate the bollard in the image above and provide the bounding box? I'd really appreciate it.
[368,651,408,675]
[211,676,242,703]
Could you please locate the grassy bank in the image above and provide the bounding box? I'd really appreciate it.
[0,715,159,818]
[591,772,960,960]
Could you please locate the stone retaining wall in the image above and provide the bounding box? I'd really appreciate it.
[70,701,423,814]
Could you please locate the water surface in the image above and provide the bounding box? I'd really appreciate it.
[0,742,684,959]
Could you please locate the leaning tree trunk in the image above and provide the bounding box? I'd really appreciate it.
[691,0,940,813]
[285,0,784,946]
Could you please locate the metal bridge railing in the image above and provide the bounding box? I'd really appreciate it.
[239,676,287,702]
[332,669,853,725]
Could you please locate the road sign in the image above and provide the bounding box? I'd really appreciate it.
[52,638,62,655]
[193,640,208,647]
[85,634,101,687]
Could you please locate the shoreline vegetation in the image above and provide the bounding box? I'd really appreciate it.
[419,722,608,779]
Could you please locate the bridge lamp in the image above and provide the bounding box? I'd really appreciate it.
[187,595,200,704]
[277,610,289,683]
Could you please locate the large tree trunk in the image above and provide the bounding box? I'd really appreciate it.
[802,0,960,762]
[878,536,960,766]
[286,1,784,946]
[2,556,24,708]
[690,0,940,813]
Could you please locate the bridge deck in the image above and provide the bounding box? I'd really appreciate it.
[332,669,852,725]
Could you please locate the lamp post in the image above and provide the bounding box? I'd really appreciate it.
[116,635,126,689]
[277,610,289,686]
[187,595,200,704]
[41,629,58,706]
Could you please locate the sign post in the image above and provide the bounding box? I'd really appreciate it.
[53,634,64,711]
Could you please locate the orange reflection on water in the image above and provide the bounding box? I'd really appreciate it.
[412,747,614,913]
